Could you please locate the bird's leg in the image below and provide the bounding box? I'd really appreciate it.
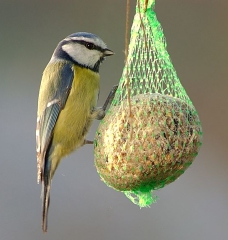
[83,139,94,145]
[92,85,118,120]
[102,85,118,112]
[85,85,118,145]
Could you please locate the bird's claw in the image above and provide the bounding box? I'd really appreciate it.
[83,140,94,145]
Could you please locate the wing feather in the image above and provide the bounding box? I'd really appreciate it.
[36,61,74,183]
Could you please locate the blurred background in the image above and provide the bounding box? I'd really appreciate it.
[0,0,227,239]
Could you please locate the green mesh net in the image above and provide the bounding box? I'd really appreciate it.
[94,0,202,207]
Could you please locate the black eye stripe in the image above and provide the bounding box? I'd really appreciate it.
[72,40,103,52]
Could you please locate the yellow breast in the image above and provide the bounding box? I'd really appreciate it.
[52,65,100,158]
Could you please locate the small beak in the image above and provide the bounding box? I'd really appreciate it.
[103,48,114,57]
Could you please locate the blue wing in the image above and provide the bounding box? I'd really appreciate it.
[36,61,74,183]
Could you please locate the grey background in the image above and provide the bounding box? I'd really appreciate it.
[0,0,227,239]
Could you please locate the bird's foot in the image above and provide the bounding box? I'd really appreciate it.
[83,139,94,145]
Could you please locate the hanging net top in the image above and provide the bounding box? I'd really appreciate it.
[112,0,192,107]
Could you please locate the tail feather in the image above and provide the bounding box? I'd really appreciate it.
[40,145,58,232]
[42,182,51,232]
[41,157,52,232]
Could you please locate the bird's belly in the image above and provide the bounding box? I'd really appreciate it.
[52,67,99,159]
[54,102,91,154]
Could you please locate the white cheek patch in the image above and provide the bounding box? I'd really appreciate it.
[62,43,102,68]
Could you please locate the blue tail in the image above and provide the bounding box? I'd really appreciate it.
[42,159,51,232]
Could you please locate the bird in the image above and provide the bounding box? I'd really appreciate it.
[36,32,117,232]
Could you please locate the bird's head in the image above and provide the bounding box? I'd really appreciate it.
[51,32,114,72]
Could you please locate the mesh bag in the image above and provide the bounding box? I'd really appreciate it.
[94,0,202,207]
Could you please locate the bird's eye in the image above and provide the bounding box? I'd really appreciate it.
[85,42,95,50]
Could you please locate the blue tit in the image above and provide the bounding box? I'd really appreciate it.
[36,32,117,232]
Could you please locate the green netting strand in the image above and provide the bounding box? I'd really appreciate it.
[112,0,192,106]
